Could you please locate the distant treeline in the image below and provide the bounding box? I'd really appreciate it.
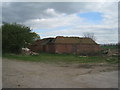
[100,43,119,46]
[100,43,119,50]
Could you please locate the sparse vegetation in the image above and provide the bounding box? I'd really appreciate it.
[83,32,96,41]
[3,53,119,64]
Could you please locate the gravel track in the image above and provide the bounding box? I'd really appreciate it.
[2,59,118,88]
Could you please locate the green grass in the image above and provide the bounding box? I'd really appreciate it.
[101,45,118,50]
[2,53,119,64]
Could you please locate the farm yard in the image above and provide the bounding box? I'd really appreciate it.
[2,22,119,88]
[2,43,119,88]
[2,58,118,88]
[2,26,119,88]
[2,1,119,88]
[2,49,119,88]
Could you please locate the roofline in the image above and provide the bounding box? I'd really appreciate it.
[48,43,98,45]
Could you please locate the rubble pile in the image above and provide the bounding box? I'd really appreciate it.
[22,48,39,55]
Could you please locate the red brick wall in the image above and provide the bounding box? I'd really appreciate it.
[55,44,101,54]
[29,45,42,52]
[55,44,73,54]
[29,43,101,55]
[29,44,55,53]
[76,44,101,54]
[45,44,55,53]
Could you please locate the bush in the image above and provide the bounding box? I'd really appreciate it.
[2,23,40,53]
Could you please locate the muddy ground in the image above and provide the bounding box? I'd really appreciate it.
[2,59,118,88]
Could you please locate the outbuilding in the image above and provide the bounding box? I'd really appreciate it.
[29,36,101,55]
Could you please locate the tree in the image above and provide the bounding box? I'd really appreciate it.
[83,32,96,41]
[0,27,2,56]
[2,23,40,53]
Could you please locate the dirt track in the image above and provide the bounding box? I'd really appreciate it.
[3,59,118,88]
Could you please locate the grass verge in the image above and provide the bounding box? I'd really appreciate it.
[2,53,119,64]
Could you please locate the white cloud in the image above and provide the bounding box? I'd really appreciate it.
[2,0,119,2]
[40,24,118,44]
[45,8,56,15]
[24,10,83,29]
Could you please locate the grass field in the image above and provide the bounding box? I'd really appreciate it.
[2,53,119,64]
[101,45,118,50]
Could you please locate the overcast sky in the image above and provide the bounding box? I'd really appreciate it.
[2,1,118,44]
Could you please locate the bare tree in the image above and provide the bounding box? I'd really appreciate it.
[83,32,96,41]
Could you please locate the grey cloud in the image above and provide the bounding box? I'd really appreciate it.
[2,2,117,23]
[2,2,50,23]
[2,2,98,23]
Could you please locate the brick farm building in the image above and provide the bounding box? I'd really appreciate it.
[29,36,101,55]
